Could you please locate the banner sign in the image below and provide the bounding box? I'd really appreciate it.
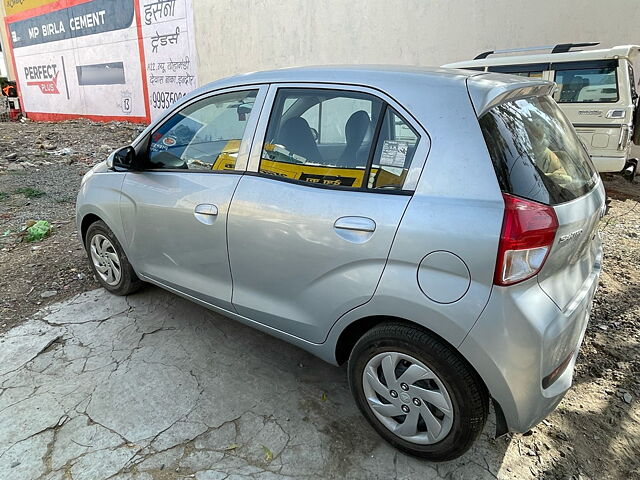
[9,0,135,48]
[141,0,198,119]
[5,0,199,123]
[3,0,57,16]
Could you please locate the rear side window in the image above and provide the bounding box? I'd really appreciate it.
[553,67,618,103]
[480,95,597,205]
[259,88,420,191]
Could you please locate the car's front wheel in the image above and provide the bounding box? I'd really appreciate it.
[85,220,142,296]
[348,323,488,461]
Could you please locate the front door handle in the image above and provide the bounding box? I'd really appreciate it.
[194,204,218,225]
[334,216,376,232]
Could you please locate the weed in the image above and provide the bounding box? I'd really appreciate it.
[15,187,45,198]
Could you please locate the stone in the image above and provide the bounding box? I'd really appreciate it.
[40,290,58,298]
[51,416,124,470]
[69,446,136,480]
[151,418,208,451]
[136,446,184,471]
[43,289,129,325]
[5,152,17,160]
[0,430,53,480]
[0,319,62,378]
[179,450,225,472]
[86,360,200,443]
[194,422,237,451]
[196,472,228,480]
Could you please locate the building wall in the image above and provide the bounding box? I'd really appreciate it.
[3,0,198,122]
[2,0,640,122]
[192,0,640,84]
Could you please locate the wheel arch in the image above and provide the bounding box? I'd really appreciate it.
[80,213,103,244]
[333,314,507,436]
[335,315,467,368]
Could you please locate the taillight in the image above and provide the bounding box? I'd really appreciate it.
[494,193,558,286]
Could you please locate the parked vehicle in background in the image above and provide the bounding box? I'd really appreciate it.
[76,65,605,460]
[444,43,640,181]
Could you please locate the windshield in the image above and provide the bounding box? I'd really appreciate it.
[480,95,598,205]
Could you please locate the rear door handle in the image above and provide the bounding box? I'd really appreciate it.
[334,216,376,232]
[194,204,218,225]
[194,204,218,216]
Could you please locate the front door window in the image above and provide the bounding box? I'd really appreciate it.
[147,89,258,170]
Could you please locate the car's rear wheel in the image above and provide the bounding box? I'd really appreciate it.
[348,323,488,461]
[85,220,142,296]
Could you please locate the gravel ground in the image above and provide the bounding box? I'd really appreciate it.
[0,120,142,333]
[0,120,639,479]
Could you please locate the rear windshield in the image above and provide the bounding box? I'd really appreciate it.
[479,95,598,205]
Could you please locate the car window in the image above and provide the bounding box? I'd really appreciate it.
[553,67,618,103]
[259,88,384,188]
[368,108,420,191]
[510,71,544,79]
[480,95,598,205]
[629,63,638,103]
[319,97,373,143]
[147,90,258,171]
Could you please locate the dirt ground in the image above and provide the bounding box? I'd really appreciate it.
[0,120,638,479]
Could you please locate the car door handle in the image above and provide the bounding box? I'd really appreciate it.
[334,216,376,232]
[194,204,218,225]
[194,204,218,216]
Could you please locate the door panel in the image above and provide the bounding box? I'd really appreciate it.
[120,172,241,310]
[119,86,267,309]
[227,176,410,343]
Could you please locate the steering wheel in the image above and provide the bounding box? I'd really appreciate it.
[310,127,319,142]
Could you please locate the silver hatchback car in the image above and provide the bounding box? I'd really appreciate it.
[76,66,604,460]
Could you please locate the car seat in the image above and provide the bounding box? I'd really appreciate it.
[277,117,322,162]
[339,110,371,167]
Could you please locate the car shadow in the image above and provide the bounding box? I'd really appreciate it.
[126,284,513,478]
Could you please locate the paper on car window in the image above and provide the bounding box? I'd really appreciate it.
[379,140,409,167]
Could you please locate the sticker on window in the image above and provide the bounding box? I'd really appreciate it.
[162,136,177,147]
[379,140,409,168]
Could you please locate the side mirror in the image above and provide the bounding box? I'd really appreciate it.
[111,146,137,170]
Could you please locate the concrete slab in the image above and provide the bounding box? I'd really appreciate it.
[0,287,513,479]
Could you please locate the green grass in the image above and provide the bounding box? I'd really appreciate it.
[53,195,74,204]
[15,187,45,198]
[0,192,8,201]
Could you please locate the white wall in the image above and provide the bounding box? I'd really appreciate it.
[192,0,640,84]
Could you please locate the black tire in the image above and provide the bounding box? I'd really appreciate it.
[348,323,488,461]
[85,220,142,296]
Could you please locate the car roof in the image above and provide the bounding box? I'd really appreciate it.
[197,65,481,92]
[138,65,553,144]
[188,64,552,116]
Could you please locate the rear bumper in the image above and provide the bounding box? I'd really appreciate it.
[590,155,626,172]
[459,243,602,432]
